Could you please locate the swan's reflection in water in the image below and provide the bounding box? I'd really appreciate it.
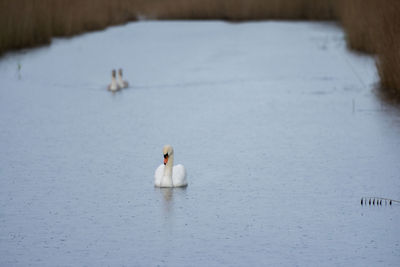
[156,187,188,216]
[161,188,174,206]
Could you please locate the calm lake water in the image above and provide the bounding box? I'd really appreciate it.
[0,21,399,266]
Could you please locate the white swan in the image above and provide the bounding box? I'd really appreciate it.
[117,68,129,89]
[154,145,187,187]
[107,69,120,92]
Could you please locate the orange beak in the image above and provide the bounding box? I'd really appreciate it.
[164,155,169,165]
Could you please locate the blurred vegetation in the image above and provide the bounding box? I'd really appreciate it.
[337,0,400,99]
[0,0,399,97]
[141,0,336,20]
[0,0,143,54]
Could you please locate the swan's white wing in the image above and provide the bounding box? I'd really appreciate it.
[154,164,164,187]
[172,164,187,187]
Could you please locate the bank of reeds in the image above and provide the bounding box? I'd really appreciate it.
[0,0,399,98]
[337,0,400,98]
[0,0,335,55]
[377,3,400,98]
[0,0,144,54]
[141,0,336,20]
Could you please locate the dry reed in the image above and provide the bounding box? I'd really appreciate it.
[337,0,400,98]
[375,1,400,98]
[141,0,336,21]
[336,0,379,53]
[0,0,335,55]
[0,0,145,54]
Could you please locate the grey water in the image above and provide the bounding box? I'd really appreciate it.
[0,21,399,266]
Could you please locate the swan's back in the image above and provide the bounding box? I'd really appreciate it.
[117,79,129,89]
[172,164,187,187]
[154,164,187,187]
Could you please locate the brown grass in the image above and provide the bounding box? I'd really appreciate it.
[375,1,400,98]
[336,0,379,53]
[0,0,399,97]
[0,0,335,55]
[0,0,144,54]
[141,0,336,21]
[336,0,400,98]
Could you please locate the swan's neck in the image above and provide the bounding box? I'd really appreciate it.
[163,154,174,178]
[117,74,126,87]
[111,77,118,89]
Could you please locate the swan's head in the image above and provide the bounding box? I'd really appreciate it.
[163,145,174,165]
[112,69,116,78]
[118,68,123,77]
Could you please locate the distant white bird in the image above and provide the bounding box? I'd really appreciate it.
[117,68,129,89]
[107,69,120,92]
[154,145,187,188]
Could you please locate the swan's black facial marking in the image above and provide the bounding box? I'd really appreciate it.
[163,153,169,165]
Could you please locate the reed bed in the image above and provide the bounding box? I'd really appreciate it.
[140,0,336,20]
[337,0,400,98]
[0,0,144,54]
[374,2,400,98]
[336,0,379,53]
[0,0,334,55]
[0,0,399,97]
